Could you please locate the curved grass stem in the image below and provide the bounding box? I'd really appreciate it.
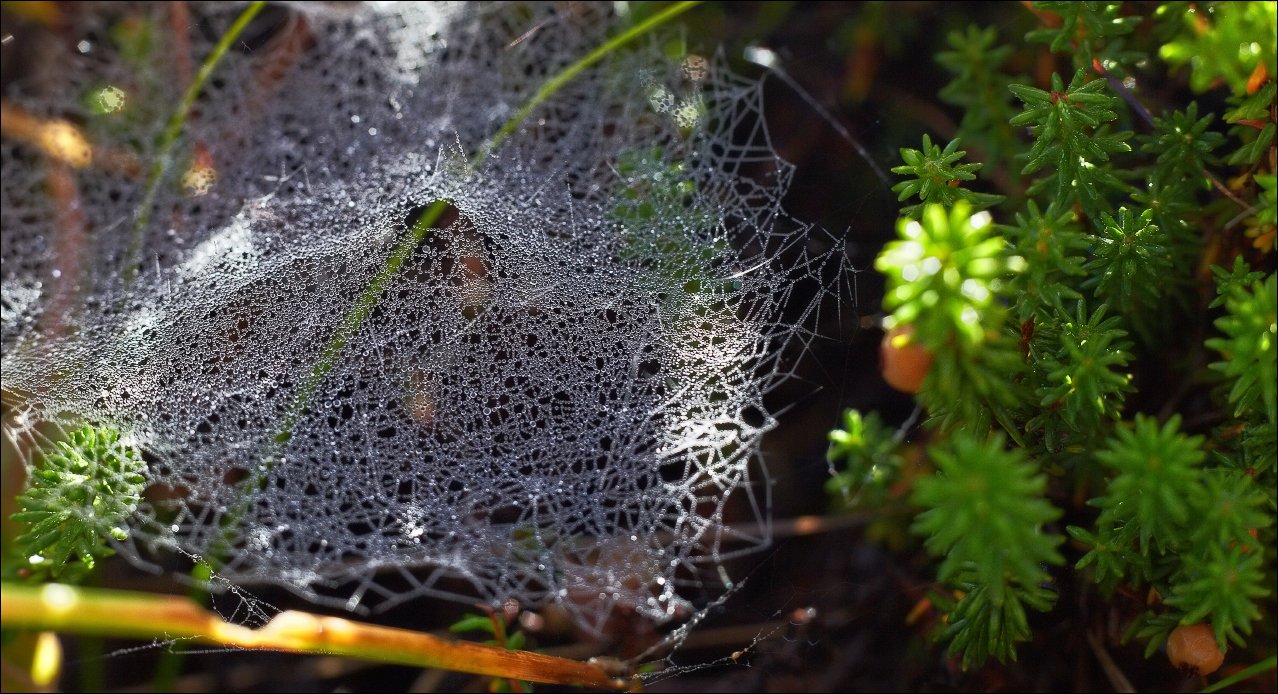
[123,1,267,287]
[0,582,627,689]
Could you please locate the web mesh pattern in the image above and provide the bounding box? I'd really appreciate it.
[1,2,846,631]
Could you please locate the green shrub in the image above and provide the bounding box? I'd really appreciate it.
[829,0,1276,674]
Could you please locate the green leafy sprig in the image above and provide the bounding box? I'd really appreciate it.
[875,202,1026,434]
[911,431,1064,668]
[1027,1,1141,71]
[10,425,147,583]
[1206,273,1278,425]
[1010,69,1134,215]
[890,135,1005,218]
[1082,206,1170,322]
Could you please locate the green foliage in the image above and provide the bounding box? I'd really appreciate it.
[1167,545,1269,649]
[611,146,705,236]
[450,612,529,652]
[890,135,1004,217]
[1132,104,1224,278]
[610,145,735,328]
[450,612,531,692]
[875,202,1025,434]
[1141,102,1226,183]
[9,425,146,583]
[911,431,1063,667]
[1091,415,1206,554]
[1255,173,1277,229]
[1075,420,1271,652]
[913,432,1063,590]
[999,200,1088,321]
[1157,1,1278,96]
[1027,2,1140,70]
[1010,70,1133,215]
[1083,207,1170,320]
[935,25,1020,167]
[876,202,1020,347]
[1206,273,1278,425]
[1166,470,1271,650]
[825,409,902,508]
[1035,302,1132,434]
[1224,83,1278,167]
[829,0,1278,673]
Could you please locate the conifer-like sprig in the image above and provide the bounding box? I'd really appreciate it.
[1129,171,1200,279]
[1206,273,1278,425]
[10,425,147,582]
[1141,102,1225,184]
[876,202,1021,347]
[935,25,1020,166]
[825,409,902,506]
[1038,302,1132,431]
[912,431,1063,667]
[1000,199,1087,321]
[1083,206,1170,320]
[1010,69,1133,214]
[1026,2,1140,70]
[1210,257,1267,310]
[936,578,1060,669]
[1187,469,1269,552]
[890,135,1004,218]
[1090,415,1206,555]
[876,203,1027,434]
[1068,522,1154,593]
[1241,422,1277,477]
[1167,544,1269,650]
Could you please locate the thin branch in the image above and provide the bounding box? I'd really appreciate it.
[1086,629,1135,694]
[0,583,627,689]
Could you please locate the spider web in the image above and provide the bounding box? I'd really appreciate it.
[0,1,852,633]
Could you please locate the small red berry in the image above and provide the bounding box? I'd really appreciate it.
[880,324,933,393]
[1167,623,1225,676]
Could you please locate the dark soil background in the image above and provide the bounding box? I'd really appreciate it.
[5,2,1275,692]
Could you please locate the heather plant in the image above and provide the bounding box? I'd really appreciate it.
[829,0,1276,680]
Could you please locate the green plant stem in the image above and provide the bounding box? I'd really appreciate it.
[0,582,627,689]
[1199,654,1277,693]
[122,1,267,287]
[484,1,702,159]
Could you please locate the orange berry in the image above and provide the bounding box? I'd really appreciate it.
[880,324,933,393]
[1167,623,1225,676]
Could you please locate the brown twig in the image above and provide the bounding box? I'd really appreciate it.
[1,583,628,689]
[1086,629,1136,693]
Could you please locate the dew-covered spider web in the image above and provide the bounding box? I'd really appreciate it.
[1,1,850,633]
